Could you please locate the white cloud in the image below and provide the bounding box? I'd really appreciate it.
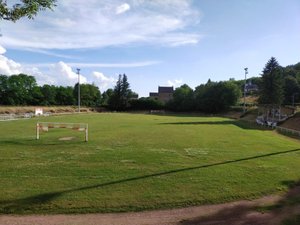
[0,48,88,87]
[24,61,161,68]
[167,79,183,87]
[0,45,22,74]
[92,72,116,90]
[49,61,88,86]
[1,0,201,49]
[0,45,6,54]
[116,3,130,14]
[0,55,22,75]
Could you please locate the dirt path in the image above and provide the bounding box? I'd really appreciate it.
[1,190,299,225]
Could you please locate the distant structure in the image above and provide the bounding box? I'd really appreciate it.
[35,108,43,116]
[149,86,174,103]
[245,80,258,93]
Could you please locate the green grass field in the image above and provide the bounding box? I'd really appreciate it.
[0,113,300,214]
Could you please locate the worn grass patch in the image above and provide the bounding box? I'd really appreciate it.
[0,113,300,214]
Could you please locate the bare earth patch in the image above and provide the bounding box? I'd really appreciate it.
[280,114,300,131]
[58,137,75,141]
[1,185,299,225]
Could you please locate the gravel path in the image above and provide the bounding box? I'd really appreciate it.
[0,194,295,225]
[1,184,300,225]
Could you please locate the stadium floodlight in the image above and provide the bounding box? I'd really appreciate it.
[77,68,81,113]
[243,68,248,113]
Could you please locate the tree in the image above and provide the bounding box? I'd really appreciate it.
[55,86,75,105]
[73,83,101,107]
[0,75,8,104]
[167,84,194,111]
[195,80,241,113]
[108,74,132,110]
[129,97,164,110]
[0,0,56,22]
[40,84,57,105]
[258,57,284,105]
[101,88,113,107]
[30,86,43,105]
[1,74,37,105]
[283,76,299,105]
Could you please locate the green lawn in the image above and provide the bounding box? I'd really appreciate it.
[0,113,299,214]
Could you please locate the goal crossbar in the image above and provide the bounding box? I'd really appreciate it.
[36,122,88,142]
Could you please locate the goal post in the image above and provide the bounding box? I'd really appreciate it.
[36,122,88,142]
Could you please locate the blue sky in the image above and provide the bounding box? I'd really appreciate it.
[0,0,299,97]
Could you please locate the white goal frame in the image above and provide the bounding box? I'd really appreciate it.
[36,122,88,142]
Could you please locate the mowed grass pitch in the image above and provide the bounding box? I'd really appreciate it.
[0,113,300,214]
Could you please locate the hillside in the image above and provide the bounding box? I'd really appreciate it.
[280,112,300,131]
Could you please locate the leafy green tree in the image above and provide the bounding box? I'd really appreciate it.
[101,88,113,107]
[4,74,37,105]
[195,80,241,113]
[40,84,57,105]
[0,75,8,105]
[55,86,75,105]
[258,57,284,105]
[283,76,299,105]
[0,0,56,22]
[129,98,164,110]
[167,84,194,111]
[74,83,101,107]
[30,86,43,105]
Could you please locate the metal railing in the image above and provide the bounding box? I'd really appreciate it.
[276,126,300,137]
[0,113,33,121]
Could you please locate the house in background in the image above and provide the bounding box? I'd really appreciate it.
[245,80,259,93]
[149,86,174,103]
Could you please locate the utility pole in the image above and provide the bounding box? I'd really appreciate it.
[77,68,81,113]
[292,93,298,107]
[243,68,248,113]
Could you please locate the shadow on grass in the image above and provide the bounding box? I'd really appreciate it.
[161,120,271,130]
[179,180,300,225]
[0,139,86,147]
[1,148,300,214]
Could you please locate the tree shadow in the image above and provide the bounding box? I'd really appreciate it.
[1,148,300,214]
[161,120,271,130]
[0,139,86,146]
[179,180,300,225]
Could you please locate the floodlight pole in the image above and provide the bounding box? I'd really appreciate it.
[292,93,298,107]
[77,68,81,113]
[243,68,248,113]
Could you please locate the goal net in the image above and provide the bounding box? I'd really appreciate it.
[36,122,88,142]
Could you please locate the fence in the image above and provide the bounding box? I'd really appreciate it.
[0,113,33,121]
[276,126,300,138]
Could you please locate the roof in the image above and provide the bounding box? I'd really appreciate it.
[158,86,174,93]
[149,92,159,97]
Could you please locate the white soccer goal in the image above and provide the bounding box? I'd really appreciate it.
[36,122,88,142]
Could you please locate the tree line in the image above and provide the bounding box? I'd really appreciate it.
[0,74,101,106]
[1,58,299,112]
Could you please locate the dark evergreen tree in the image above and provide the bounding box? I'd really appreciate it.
[258,57,284,105]
[108,74,132,110]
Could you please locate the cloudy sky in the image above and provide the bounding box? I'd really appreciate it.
[0,0,299,97]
